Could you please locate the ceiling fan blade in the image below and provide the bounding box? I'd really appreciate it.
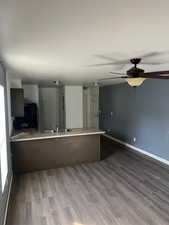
[92,51,169,66]
[88,62,120,67]
[137,51,169,59]
[119,52,169,65]
[94,54,117,61]
[144,70,169,75]
[110,72,127,75]
[89,61,131,67]
[99,76,128,81]
[94,54,130,64]
[141,74,169,79]
[141,71,169,79]
[140,61,168,65]
[91,58,168,67]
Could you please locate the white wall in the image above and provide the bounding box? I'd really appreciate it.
[9,78,22,88]
[65,86,83,129]
[23,84,39,105]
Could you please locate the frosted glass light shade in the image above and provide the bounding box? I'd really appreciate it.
[125,78,146,87]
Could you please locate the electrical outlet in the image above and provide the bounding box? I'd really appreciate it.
[133,137,136,142]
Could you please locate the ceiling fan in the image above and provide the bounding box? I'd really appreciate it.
[98,58,169,87]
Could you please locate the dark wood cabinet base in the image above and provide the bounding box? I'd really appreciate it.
[11,134,101,173]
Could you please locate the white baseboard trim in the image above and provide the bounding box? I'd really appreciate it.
[103,134,169,167]
[3,174,13,225]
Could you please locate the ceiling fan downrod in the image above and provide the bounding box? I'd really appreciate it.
[130,58,141,68]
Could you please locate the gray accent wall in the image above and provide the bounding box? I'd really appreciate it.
[0,64,12,225]
[99,79,169,161]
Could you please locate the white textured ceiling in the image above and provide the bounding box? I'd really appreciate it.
[1,0,169,85]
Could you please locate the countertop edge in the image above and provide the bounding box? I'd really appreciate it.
[11,131,105,142]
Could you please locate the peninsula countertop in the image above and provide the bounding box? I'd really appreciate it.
[11,128,105,142]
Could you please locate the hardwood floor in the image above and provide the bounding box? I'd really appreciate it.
[7,148,169,225]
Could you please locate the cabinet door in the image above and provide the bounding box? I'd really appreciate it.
[11,88,24,117]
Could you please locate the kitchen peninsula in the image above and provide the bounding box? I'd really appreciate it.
[11,129,105,173]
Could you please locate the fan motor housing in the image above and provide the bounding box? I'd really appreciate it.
[127,67,144,77]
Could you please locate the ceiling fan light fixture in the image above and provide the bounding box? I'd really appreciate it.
[125,78,146,87]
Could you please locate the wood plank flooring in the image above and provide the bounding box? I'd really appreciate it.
[7,149,169,225]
